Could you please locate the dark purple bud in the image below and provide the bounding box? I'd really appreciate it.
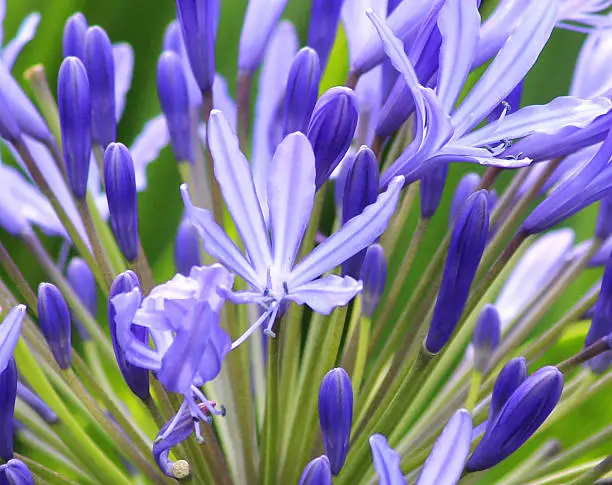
[283,48,321,137]
[175,217,201,276]
[360,244,386,318]
[66,257,96,341]
[38,283,72,369]
[17,383,58,424]
[58,56,92,200]
[0,358,17,460]
[63,12,88,61]
[298,455,332,485]
[596,196,612,240]
[85,26,116,147]
[472,305,501,373]
[585,253,612,373]
[319,368,353,475]
[490,357,528,421]
[157,51,192,163]
[109,271,150,400]
[0,459,35,485]
[426,191,489,354]
[342,147,380,277]
[467,366,563,471]
[0,88,22,143]
[488,81,524,124]
[420,164,449,219]
[307,87,359,190]
[153,408,193,478]
[104,143,139,262]
[449,173,481,227]
[175,0,220,93]
[307,0,343,68]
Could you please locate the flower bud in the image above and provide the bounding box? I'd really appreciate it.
[109,271,150,400]
[307,87,359,190]
[175,0,220,93]
[360,244,387,318]
[307,0,343,68]
[37,283,72,369]
[449,173,480,227]
[585,252,612,373]
[0,358,17,460]
[426,191,489,354]
[66,257,96,341]
[17,383,58,424]
[369,434,404,485]
[63,12,88,60]
[58,56,92,200]
[319,368,353,475]
[0,306,27,374]
[298,455,332,485]
[596,196,612,240]
[85,26,116,147]
[468,366,563,471]
[157,51,192,162]
[104,143,139,262]
[283,48,321,137]
[490,357,528,420]
[472,305,501,373]
[0,458,34,485]
[416,409,472,485]
[175,217,201,276]
[420,164,449,219]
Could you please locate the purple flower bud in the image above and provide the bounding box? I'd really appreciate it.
[307,0,343,68]
[449,173,481,227]
[360,244,387,318]
[283,48,321,137]
[63,12,88,61]
[153,408,193,477]
[468,366,563,471]
[0,88,22,143]
[307,87,359,190]
[16,383,58,424]
[175,217,201,276]
[157,51,193,163]
[472,305,501,373]
[596,196,612,240]
[416,409,472,485]
[109,271,150,400]
[585,253,612,373]
[490,357,528,420]
[85,26,117,147]
[175,0,220,93]
[37,283,72,370]
[58,56,92,200]
[318,368,353,475]
[298,455,333,485]
[342,147,380,277]
[0,358,17,460]
[104,143,139,262]
[369,434,405,485]
[488,80,524,124]
[590,236,612,267]
[163,21,182,54]
[66,257,96,341]
[420,164,449,219]
[0,459,35,485]
[426,191,490,354]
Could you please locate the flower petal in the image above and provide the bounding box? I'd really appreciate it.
[130,114,170,191]
[113,43,134,121]
[0,306,26,374]
[2,13,40,70]
[369,434,406,485]
[287,275,362,314]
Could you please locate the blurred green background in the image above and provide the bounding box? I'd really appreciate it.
[2,0,610,480]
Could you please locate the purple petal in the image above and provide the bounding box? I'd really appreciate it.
[113,43,134,121]
[287,275,362,314]
[130,114,170,191]
[0,305,26,373]
[213,75,236,131]
[341,0,387,66]
[198,323,230,382]
[369,434,406,485]
[2,13,40,70]
[571,29,612,98]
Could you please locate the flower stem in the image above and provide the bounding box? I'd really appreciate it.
[260,324,280,485]
[236,73,253,152]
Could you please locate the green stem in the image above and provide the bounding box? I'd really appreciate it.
[464,371,483,413]
[14,453,81,485]
[260,325,280,485]
[129,240,156,294]
[380,181,419,258]
[352,314,371,396]
[567,454,612,485]
[24,64,62,149]
[0,238,38,310]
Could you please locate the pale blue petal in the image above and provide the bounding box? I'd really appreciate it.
[369,434,406,485]
[2,13,40,70]
[289,176,404,288]
[0,305,26,373]
[341,0,387,66]
[130,114,170,191]
[208,110,271,277]
[430,145,532,169]
[198,323,230,382]
[571,29,612,98]
[287,275,362,314]
[113,43,134,121]
[213,75,236,131]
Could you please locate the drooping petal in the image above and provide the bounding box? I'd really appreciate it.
[0,305,26,374]
[2,13,40,70]
[369,434,406,485]
[287,275,363,314]
[198,322,231,383]
[113,43,134,121]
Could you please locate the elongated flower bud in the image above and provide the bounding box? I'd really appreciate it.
[17,383,58,424]
[468,366,563,471]
[66,257,96,340]
[426,191,490,354]
[307,87,359,190]
[472,305,501,373]
[63,12,88,60]
[157,51,192,163]
[369,434,404,485]
[109,271,150,400]
[585,253,612,373]
[104,143,139,262]
[360,244,386,318]
[307,0,343,68]
[175,217,201,276]
[596,196,612,240]
[58,56,92,200]
[0,458,34,485]
[342,147,380,277]
[421,164,449,219]
[37,283,72,369]
[283,48,321,137]
[416,409,472,485]
[85,26,116,147]
[175,0,219,93]
[490,357,528,420]
[449,173,480,227]
[298,455,332,485]
[0,358,17,460]
[319,368,353,475]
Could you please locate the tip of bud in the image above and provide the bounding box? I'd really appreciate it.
[172,460,190,479]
